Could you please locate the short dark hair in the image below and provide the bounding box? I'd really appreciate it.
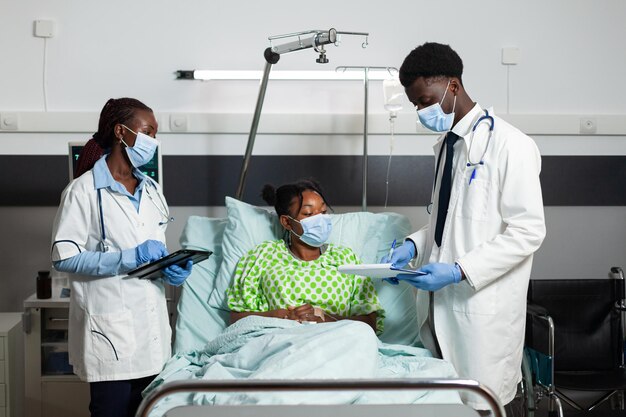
[399,42,463,88]
[261,179,331,217]
[92,97,152,149]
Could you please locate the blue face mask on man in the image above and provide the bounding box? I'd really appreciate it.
[120,125,159,168]
[288,213,332,248]
[416,79,457,132]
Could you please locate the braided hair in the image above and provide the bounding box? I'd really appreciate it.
[261,179,331,217]
[75,98,152,177]
[73,138,104,178]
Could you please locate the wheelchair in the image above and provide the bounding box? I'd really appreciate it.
[516,266,626,417]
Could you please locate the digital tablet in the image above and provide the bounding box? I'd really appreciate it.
[127,249,212,280]
[338,263,427,279]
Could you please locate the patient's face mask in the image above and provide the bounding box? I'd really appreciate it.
[288,214,332,248]
[416,79,456,132]
[120,125,159,168]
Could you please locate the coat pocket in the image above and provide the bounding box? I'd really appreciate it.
[89,310,136,362]
[451,281,497,316]
[455,171,490,221]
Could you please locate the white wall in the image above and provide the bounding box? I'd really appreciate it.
[1,0,625,312]
[2,0,626,114]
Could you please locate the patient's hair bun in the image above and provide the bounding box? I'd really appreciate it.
[261,184,277,206]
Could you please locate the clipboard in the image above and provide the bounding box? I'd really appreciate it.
[337,263,427,279]
[127,249,212,280]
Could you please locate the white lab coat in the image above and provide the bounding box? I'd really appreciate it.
[408,105,546,409]
[51,169,172,382]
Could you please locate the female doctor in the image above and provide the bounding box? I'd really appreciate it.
[383,43,546,414]
[51,98,192,417]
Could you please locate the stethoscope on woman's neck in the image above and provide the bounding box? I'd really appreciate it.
[426,109,495,214]
[97,181,173,252]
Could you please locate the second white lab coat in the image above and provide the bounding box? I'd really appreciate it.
[51,169,172,382]
[408,105,546,409]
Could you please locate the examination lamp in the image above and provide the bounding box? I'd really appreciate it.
[236,28,370,200]
[176,29,374,201]
[176,28,370,81]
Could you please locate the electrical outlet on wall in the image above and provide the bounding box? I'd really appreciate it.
[502,47,520,65]
[169,114,188,132]
[579,117,597,134]
[0,113,19,130]
[34,20,55,38]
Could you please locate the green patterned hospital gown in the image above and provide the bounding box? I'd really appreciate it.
[227,240,385,333]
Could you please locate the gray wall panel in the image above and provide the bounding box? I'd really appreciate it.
[0,156,68,206]
[540,156,626,206]
[1,155,624,206]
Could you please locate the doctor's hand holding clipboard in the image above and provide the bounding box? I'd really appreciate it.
[377,239,462,291]
[377,239,419,285]
[338,239,427,284]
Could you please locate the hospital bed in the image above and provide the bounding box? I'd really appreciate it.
[137,379,505,417]
[136,197,506,417]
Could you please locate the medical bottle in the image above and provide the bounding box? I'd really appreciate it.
[36,270,52,299]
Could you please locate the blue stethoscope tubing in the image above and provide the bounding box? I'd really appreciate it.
[97,182,172,252]
[97,188,108,252]
[466,109,494,167]
[426,109,494,214]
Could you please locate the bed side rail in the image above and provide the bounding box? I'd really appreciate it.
[135,378,505,417]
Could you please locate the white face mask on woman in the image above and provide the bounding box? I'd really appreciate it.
[288,213,333,247]
[416,79,457,132]
[120,125,159,168]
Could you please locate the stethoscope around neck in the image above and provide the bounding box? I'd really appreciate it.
[97,182,173,252]
[426,109,495,214]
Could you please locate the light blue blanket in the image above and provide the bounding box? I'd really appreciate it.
[144,316,460,415]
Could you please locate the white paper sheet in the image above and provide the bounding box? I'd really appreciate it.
[338,263,427,279]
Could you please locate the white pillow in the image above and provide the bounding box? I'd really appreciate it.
[208,197,283,311]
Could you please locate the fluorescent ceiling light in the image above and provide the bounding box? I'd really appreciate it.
[179,70,397,81]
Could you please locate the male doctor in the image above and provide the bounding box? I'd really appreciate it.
[383,42,546,413]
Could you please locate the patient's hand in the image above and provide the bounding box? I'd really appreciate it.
[287,304,324,323]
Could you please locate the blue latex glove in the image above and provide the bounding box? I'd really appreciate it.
[380,240,416,285]
[380,240,416,267]
[395,262,462,291]
[135,240,168,266]
[163,260,193,287]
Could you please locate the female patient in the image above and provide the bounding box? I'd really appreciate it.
[227,179,385,333]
